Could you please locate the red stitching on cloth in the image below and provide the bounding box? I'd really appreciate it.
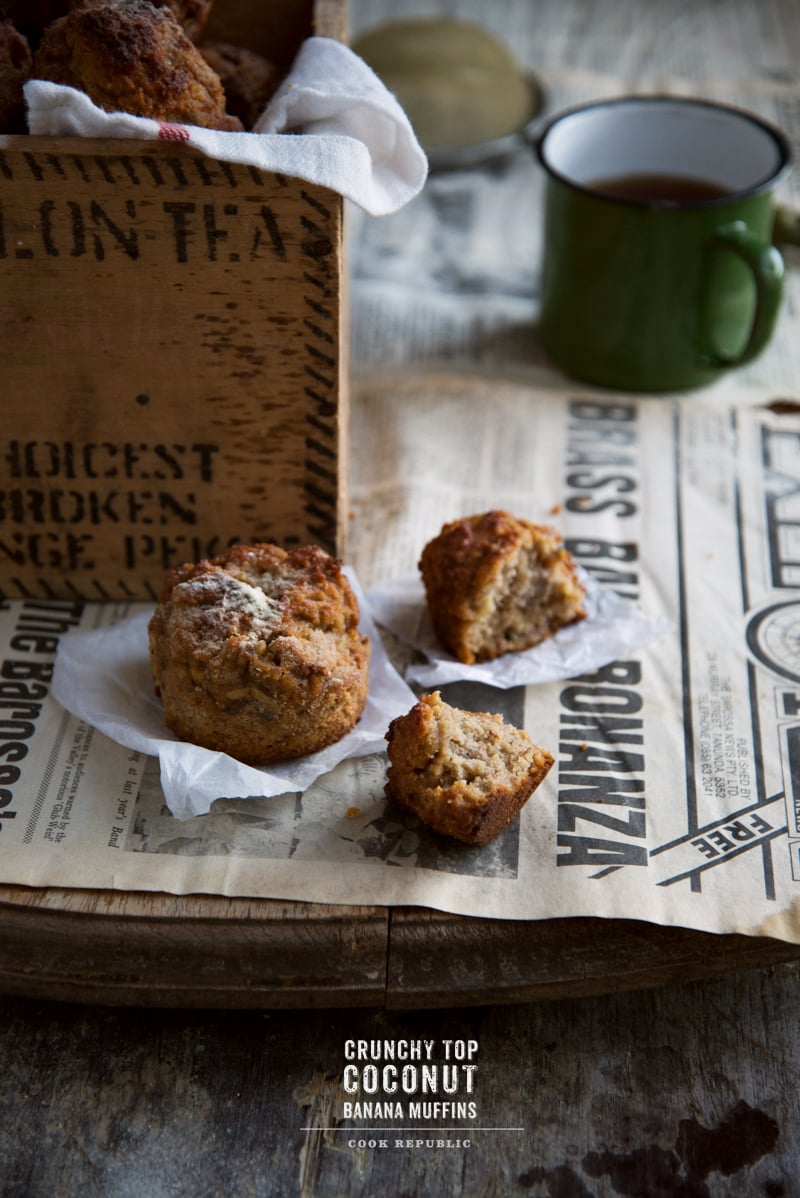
[158,124,190,142]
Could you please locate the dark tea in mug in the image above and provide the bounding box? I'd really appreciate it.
[588,172,731,203]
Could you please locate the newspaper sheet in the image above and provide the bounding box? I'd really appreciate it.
[2,371,800,944]
[3,1,800,937]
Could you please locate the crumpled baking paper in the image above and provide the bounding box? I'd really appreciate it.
[367,571,673,689]
[24,36,428,216]
[51,572,416,821]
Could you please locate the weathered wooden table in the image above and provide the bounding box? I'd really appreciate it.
[2,1,800,1194]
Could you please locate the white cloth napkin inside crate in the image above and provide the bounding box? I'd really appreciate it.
[24,36,428,216]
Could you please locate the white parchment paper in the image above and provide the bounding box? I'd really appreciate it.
[51,572,415,820]
[368,571,672,688]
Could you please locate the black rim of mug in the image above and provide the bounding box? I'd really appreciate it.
[534,94,793,207]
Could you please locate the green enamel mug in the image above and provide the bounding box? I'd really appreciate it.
[536,96,792,392]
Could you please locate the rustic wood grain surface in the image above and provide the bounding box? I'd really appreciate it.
[3,0,800,1193]
[1,963,799,1196]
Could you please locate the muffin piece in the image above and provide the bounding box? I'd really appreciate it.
[200,40,282,128]
[385,691,553,845]
[32,0,242,130]
[148,543,370,767]
[0,19,32,132]
[419,510,587,664]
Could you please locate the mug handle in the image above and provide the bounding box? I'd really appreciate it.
[774,204,800,247]
[702,221,784,367]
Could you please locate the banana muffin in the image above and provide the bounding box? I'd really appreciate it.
[385,690,553,844]
[419,509,587,664]
[32,0,242,129]
[148,543,370,766]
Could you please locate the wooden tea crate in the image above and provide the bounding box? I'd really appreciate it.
[0,0,347,600]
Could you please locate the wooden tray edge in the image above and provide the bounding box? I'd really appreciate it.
[1,886,798,1008]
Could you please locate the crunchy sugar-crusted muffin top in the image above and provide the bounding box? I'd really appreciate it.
[152,543,365,688]
[148,543,370,766]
